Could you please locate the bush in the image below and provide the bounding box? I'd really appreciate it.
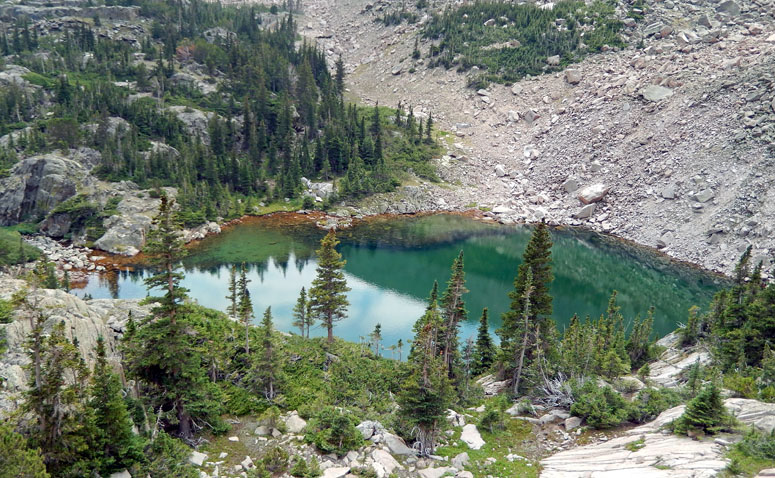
[304,407,364,456]
[261,447,289,474]
[628,388,682,424]
[736,428,775,460]
[672,382,730,436]
[723,373,757,399]
[570,382,631,429]
[0,299,12,324]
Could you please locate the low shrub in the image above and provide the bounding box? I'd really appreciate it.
[304,406,363,456]
[570,381,631,429]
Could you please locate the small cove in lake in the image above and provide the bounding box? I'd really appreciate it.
[75,213,727,355]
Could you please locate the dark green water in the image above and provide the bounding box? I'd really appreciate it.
[76,214,726,355]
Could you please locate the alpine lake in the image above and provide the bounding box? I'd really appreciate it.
[75,213,727,356]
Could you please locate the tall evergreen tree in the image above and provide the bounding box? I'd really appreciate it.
[371,323,382,356]
[225,265,238,318]
[292,286,308,337]
[0,423,49,478]
[497,221,555,393]
[308,230,350,344]
[90,337,143,475]
[126,197,219,438]
[238,263,253,354]
[250,307,280,400]
[399,294,451,455]
[472,307,495,375]
[440,251,467,381]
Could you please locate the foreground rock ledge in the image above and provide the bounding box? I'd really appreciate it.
[540,399,775,478]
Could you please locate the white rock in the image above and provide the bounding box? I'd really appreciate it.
[228,436,239,442]
[577,184,610,204]
[108,471,132,478]
[460,424,485,450]
[285,413,307,434]
[241,456,254,471]
[452,451,470,469]
[418,466,455,478]
[322,466,350,478]
[189,451,207,467]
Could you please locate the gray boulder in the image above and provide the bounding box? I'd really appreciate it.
[573,204,596,219]
[577,184,610,204]
[641,85,674,102]
[0,154,89,226]
[383,432,415,456]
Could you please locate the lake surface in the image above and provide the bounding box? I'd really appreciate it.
[75,214,726,356]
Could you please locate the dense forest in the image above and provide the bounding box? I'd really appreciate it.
[0,0,439,232]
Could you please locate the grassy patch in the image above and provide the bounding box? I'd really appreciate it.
[0,227,41,265]
[436,411,539,478]
[624,437,645,452]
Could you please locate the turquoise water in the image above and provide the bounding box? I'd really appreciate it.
[75,214,725,355]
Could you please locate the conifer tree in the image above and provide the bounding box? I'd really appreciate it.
[308,230,350,344]
[0,423,49,478]
[292,287,308,337]
[250,307,280,401]
[370,323,382,356]
[90,337,143,475]
[225,265,238,318]
[498,221,555,393]
[674,382,729,435]
[24,320,95,475]
[237,263,253,354]
[440,251,467,379]
[472,307,495,375]
[126,197,218,438]
[399,294,451,455]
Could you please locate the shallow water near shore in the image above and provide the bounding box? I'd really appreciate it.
[75,213,726,355]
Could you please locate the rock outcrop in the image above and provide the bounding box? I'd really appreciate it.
[540,398,775,477]
[0,276,150,414]
[0,154,91,226]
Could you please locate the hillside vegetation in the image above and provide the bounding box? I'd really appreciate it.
[423,0,626,86]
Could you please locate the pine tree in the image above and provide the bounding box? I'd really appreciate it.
[225,265,238,318]
[498,221,555,393]
[238,263,253,354]
[399,295,451,456]
[292,287,308,337]
[370,323,382,356]
[472,307,495,375]
[90,337,143,475]
[250,307,280,400]
[0,423,49,478]
[24,320,95,475]
[308,230,350,344]
[440,251,467,380]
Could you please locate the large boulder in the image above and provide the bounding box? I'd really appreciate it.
[93,192,166,256]
[460,424,485,450]
[284,412,307,434]
[383,432,415,456]
[0,154,90,226]
[577,184,610,204]
[371,449,401,477]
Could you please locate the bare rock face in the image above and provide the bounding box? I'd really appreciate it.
[0,154,91,226]
[0,277,151,415]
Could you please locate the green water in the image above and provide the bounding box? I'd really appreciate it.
[77,214,725,354]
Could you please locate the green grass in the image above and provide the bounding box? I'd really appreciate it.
[624,437,646,452]
[0,227,41,265]
[436,407,539,478]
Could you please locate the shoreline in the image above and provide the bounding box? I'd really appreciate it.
[40,207,730,288]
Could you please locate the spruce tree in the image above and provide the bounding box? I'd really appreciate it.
[308,230,350,344]
[399,295,451,455]
[472,307,495,375]
[292,286,308,337]
[0,423,49,478]
[440,251,467,380]
[674,382,729,435]
[498,221,555,393]
[238,263,253,354]
[250,307,280,401]
[90,337,143,475]
[126,197,218,438]
[225,265,238,318]
[24,320,95,475]
[370,323,382,356]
